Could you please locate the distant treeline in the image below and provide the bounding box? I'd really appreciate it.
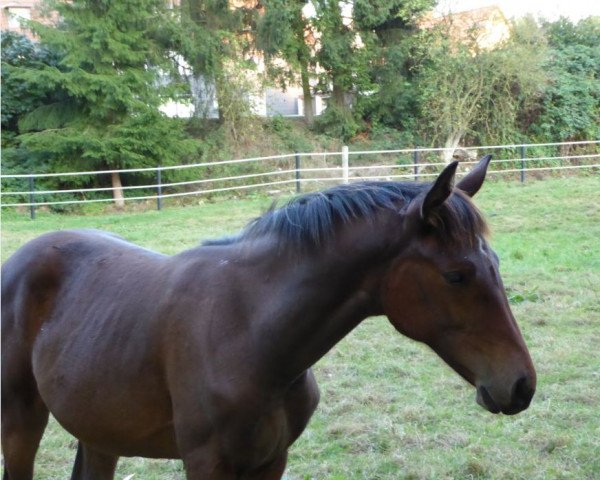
[2,1,599,205]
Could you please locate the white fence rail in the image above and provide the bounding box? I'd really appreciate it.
[1,140,598,217]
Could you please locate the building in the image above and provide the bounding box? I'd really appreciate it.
[419,5,511,50]
[1,0,45,39]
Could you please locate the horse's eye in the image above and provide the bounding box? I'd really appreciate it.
[443,271,465,284]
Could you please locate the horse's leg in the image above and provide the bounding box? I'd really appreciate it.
[1,397,48,480]
[244,453,288,480]
[69,442,118,480]
[1,356,49,480]
[180,446,237,480]
[181,448,287,480]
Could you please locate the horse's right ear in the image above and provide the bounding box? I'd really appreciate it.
[405,161,458,223]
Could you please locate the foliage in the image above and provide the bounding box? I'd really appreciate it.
[256,0,312,88]
[3,2,600,190]
[178,0,243,77]
[415,16,548,154]
[3,0,199,205]
[312,102,362,142]
[528,17,600,142]
[19,111,195,171]
[176,0,259,127]
[307,0,435,140]
[543,15,600,48]
[311,0,360,102]
[353,0,434,131]
[256,0,318,123]
[1,31,64,137]
[262,116,316,152]
[0,31,82,207]
[357,28,430,135]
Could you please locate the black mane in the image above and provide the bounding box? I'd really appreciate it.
[203,180,488,248]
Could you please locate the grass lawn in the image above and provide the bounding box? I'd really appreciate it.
[1,176,599,479]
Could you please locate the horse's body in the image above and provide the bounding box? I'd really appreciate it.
[1,157,536,480]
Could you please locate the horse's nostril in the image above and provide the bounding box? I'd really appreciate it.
[512,375,535,407]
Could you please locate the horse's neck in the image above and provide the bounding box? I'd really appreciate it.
[248,212,403,384]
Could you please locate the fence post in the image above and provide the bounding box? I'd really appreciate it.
[413,147,420,181]
[28,176,36,220]
[520,145,526,183]
[342,146,349,184]
[295,153,301,193]
[156,166,162,211]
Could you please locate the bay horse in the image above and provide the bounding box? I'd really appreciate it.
[1,156,536,480]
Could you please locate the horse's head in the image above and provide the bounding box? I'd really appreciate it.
[382,156,536,415]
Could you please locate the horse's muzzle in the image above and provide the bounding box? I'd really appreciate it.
[476,375,535,415]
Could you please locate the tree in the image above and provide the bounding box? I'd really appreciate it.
[415,16,547,160]
[302,1,433,140]
[257,0,317,123]
[1,30,72,196]
[177,0,260,126]
[529,17,600,142]
[257,0,368,133]
[12,0,196,207]
[1,31,64,137]
[353,0,435,135]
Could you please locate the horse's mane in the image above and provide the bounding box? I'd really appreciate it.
[203,181,488,248]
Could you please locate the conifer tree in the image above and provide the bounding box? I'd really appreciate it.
[353,0,435,134]
[177,0,259,124]
[257,0,316,123]
[14,0,196,207]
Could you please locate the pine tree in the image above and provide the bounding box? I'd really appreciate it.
[310,0,404,140]
[177,0,259,125]
[14,0,196,207]
[353,0,436,134]
[257,0,316,123]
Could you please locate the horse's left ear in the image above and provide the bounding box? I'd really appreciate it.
[406,161,458,222]
[456,154,492,197]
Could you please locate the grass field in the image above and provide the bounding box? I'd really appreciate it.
[1,176,599,479]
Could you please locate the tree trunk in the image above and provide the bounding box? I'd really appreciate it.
[111,171,125,209]
[442,130,466,164]
[332,81,347,108]
[301,69,314,124]
[216,74,226,124]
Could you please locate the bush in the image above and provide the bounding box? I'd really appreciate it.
[312,104,362,142]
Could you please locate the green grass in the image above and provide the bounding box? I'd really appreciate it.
[2,176,599,479]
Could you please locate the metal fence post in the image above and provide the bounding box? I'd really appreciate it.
[520,145,526,183]
[413,147,420,181]
[342,146,349,184]
[28,176,36,220]
[295,153,301,193]
[156,166,162,211]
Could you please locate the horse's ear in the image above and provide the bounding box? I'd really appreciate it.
[422,161,458,218]
[456,154,492,197]
[406,161,458,222]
